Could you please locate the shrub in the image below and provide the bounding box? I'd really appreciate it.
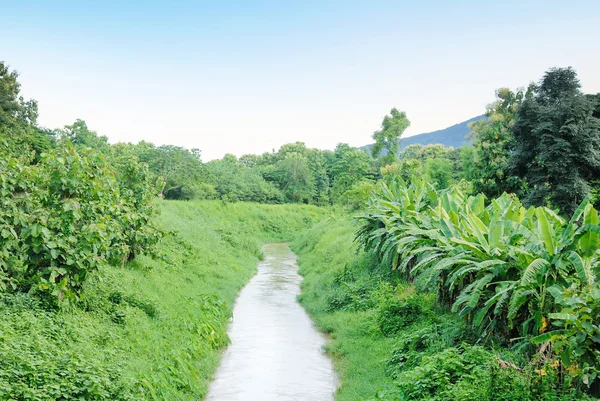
[377,297,422,336]
[374,283,435,336]
[326,264,379,312]
[533,283,600,395]
[0,145,162,299]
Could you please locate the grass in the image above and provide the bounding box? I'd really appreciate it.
[292,216,400,400]
[0,200,329,400]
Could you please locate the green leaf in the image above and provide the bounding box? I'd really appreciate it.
[531,330,570,344]
[582,321,594,332]
[473,303,493,327]
[548,312,576,321]
[565,251,594,285]
[547,284,565,299]
[578,205,599,257]
[535,208,555,256]
[520,258,549,287]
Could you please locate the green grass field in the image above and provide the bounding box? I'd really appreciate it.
[0,200,328,400]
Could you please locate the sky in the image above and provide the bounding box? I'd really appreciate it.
[2,1,599,160]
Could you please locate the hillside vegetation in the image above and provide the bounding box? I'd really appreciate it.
[0,201,326,400]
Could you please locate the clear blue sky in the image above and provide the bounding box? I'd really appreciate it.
[2,0,599,160]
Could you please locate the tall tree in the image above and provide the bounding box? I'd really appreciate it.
[306,149,331,205]
[371,108,410,166]
[274,152,315,203]
[135,143,206,199]
[205,154,282,203]
[0,62,22,127]
[424,157,454,189]
[400,143,449,162]
[510,67,600,214]
[331,144,372,201]
[59,119,109,150]
[0,62,52,159]
[458,146,477,182]
[469,87,529,198]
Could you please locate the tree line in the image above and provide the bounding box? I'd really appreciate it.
[2,60,599,297]
[3,63,599,217]
[204,67,600,216]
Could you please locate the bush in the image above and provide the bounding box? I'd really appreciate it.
[533,283,600,395]
[0,145,161,299]
[326,264,379,312]
[377,298,422,336]
[110,152,163,264]
[375,285,434,336]
[394,346,491,400]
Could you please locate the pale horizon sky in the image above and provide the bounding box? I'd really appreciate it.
[2,1,599,160]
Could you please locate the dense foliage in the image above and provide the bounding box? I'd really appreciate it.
[0,63,162,301]
[294,217,596,401]
[356,178,600,395]
[203,142,377,206]
[510,68,600,214]
[469,87,528,198]
[0,146,161,299]
[470,68,600,214]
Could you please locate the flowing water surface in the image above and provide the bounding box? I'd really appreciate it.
[206,243,336,401]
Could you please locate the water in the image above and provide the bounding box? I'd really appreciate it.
[205,243,336,401]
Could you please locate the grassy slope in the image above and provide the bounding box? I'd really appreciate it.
[292,217,399,400]
[292,216,597,401]
[0,200,328,400]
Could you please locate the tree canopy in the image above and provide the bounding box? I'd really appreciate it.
[469,87,528,198]
[510,67,600,214]
[371,108,410,166]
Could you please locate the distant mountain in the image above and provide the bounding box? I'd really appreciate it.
[362,115,485,155]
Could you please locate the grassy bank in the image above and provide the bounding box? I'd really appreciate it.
[292,216,598,401]
[292,217,400,400]
[0,200,328,400]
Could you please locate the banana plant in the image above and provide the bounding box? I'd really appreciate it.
[357,178,600,340]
